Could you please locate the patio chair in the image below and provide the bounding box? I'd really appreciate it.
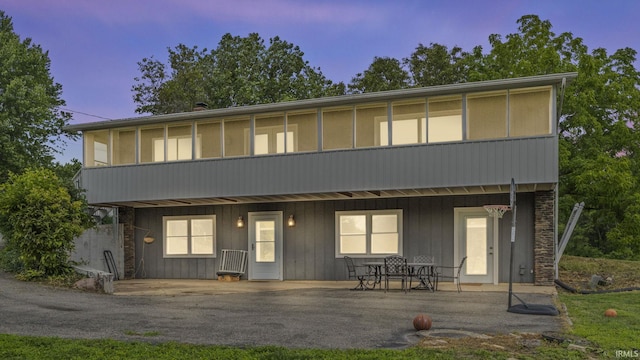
[410,255,435,290]
[384,256,409,293]
[344,256,369,290]
[435,256,467,292]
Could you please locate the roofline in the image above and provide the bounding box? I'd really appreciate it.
[66,72,577,132]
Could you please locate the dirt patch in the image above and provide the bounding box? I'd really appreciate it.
[417,332,592,356]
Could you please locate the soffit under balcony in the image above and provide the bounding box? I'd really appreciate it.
[90,183,554,208]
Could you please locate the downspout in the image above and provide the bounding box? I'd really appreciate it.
[556,77,566,128]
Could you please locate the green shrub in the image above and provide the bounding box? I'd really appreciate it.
[0,246,24,273]
[0,168,88,278]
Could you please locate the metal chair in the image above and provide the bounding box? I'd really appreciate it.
[410,255,435,291]
[435,256,467,292]
[384,256,408,293]
[344,256,368,290]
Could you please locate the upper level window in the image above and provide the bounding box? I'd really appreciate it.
[335,209,403,258]
[255,113,292,155]
[112,128,136,165]
[163,215,216,258]
[467,90,507,140]
[84,130,109,166]
[140,125,165,163]
[323,106,353,150]
[509,86,552,137]
[224,117,250,157]
[81,84,555,168]
[287,110,317,153]
[167,123,193,161]
[355,103,387,148]
[389,99,426,145]
[428,95,462,143]
[196,120,221,159]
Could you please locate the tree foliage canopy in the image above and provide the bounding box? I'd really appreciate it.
[348,56,410,94]
[0,11,74,183]
[132,33,345,114]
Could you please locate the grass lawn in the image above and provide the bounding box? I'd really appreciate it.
[558,290,640,357]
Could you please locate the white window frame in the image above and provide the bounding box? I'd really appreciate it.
[335,209,403,258]
[163,215,216,258]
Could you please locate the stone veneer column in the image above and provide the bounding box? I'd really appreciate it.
[534,191,555,285]
[119,207,136,279]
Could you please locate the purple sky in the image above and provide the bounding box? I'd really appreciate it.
[3,0,638,163]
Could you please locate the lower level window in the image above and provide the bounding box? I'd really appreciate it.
[335,210,402,257]
[163,215,216,258]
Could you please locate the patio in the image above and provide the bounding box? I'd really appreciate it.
[113,279,556,296]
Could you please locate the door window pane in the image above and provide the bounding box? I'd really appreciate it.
[428,96,462,143]
[466,217,487,275]
[256,220,275,262]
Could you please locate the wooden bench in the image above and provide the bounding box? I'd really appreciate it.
[216,249,248,281]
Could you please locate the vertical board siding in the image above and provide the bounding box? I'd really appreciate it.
[134,193,535,282]
[83,137,557,204]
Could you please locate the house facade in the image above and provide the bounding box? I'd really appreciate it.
[68,73,577,285]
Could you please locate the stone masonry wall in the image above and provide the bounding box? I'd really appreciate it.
[534,190,555,285]
[119,207,135,279]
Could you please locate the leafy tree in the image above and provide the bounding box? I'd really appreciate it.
[0,168,88,278]
[132,33,344,114]
[0,11,74,182]
[348,56,410,93]
[405,43,469,87]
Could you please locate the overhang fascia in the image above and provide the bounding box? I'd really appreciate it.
[86,182,556,209]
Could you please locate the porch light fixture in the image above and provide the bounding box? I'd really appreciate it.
[287,215,296,227]
[236,216,244,228]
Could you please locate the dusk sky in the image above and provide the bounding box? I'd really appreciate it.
[2,0,638,163]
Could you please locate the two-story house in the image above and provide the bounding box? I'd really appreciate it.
[68,72,576,285]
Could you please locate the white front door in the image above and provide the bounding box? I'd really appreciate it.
[454,208,497,284]
[248,211,283,280]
